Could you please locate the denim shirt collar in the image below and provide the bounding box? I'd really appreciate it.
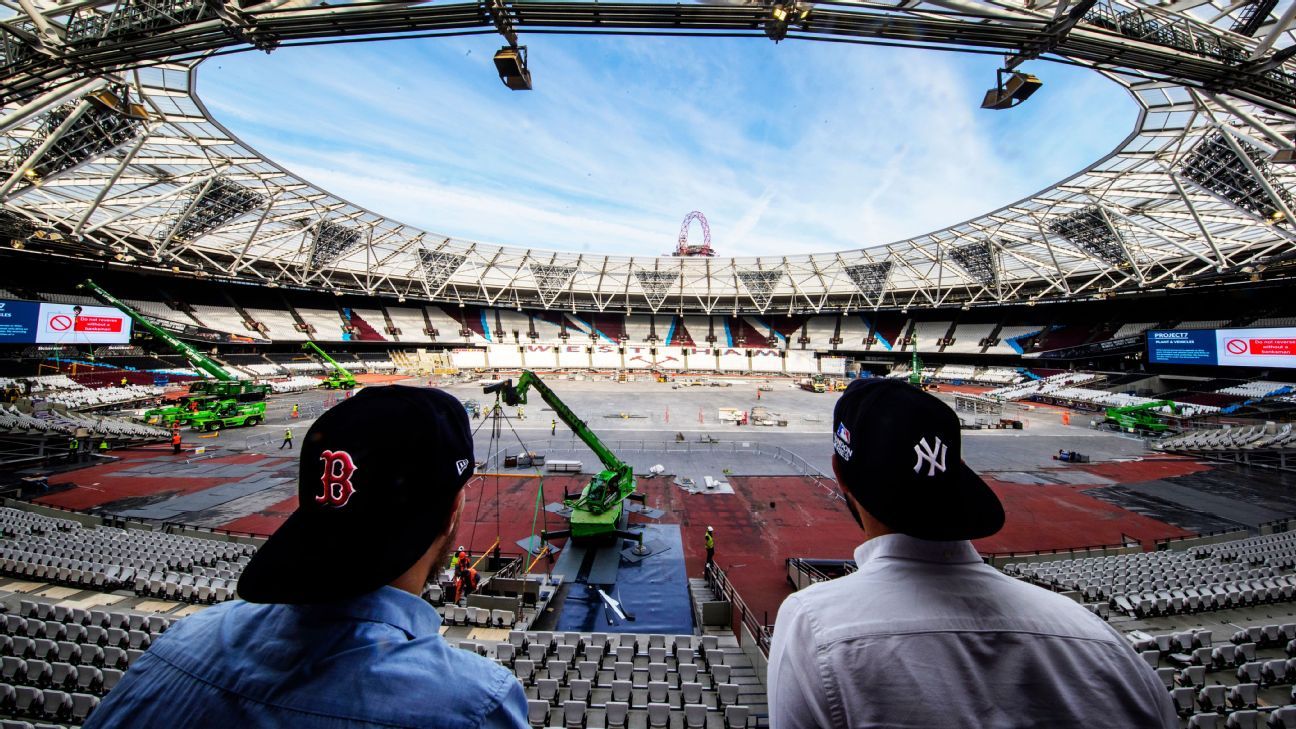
[289,585,442,640]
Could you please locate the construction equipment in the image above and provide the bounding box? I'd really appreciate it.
[484,371,642,544]
[78,279,268,428]
[908,351,924,387]
[302,341,356,389]
[1103,400,1180,433]
[799,375,826,393]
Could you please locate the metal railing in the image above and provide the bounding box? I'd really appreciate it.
[705,562,773,657]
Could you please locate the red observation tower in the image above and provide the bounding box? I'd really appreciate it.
[672,211,715,257]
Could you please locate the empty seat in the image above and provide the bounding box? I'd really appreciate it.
[604,701,629,729]
[536,678,559,705]
[647,702,670,728]
[684,704,707,729]
[561,700,585,729]
[526,699,549,728]
[1231,682,1259,709]
[1226,709,1260,729]
[725,705,750,729]
[69,692,98,722]
[39,689,69,720]
[1187,715,1220,729]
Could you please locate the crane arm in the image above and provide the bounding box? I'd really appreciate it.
[78,279,234,382]
[302,340,353,380]
[1107,399,1180,416]
[488,371,629,476]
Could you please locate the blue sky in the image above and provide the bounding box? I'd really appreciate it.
[200,35,1136,257]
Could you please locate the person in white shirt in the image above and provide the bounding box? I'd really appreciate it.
[767,378,1177,729]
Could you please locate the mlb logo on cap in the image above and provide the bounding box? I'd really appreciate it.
[834,423,853,461]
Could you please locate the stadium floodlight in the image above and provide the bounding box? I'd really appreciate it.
[981,69,1042,110]
[1180,132,1296,224]
[2,85,148,191]
[949,241,997,287]
[167,177,266,243]
[494,46,532,91]
[765,1,809,42]
[1047,205,1131,268]
[307,220,362,269]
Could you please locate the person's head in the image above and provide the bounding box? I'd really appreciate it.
[239,385,476,604]
[707,526,714,533]
[831,378,1003,543]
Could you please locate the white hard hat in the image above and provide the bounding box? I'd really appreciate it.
[707,526,714,532]
[457,545,465,551]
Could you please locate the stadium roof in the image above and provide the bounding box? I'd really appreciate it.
[2,0,1296,314]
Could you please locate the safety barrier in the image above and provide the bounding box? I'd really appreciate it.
[705,562,772,658]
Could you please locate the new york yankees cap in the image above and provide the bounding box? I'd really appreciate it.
[239,385,476,604]
[832,378,1004,541]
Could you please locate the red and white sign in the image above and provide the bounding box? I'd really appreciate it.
[1215,327,1296,369]
[35,304,131,344]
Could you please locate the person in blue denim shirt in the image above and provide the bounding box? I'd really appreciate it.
[86,385,528,729]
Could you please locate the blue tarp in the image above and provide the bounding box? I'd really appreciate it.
[556,524,694,635]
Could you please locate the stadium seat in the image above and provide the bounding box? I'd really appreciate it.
[647,702,670,728]
[724,705,750,729]
[526,699,549,728]
[604,701,629,729]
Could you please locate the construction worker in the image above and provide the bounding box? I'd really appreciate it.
[280,429,294,450]
[757,389,762,401]
[291,403,300,419]
[517,406,524,420]
[705,526,715,567]
[67,436,80,463]
[452,546,468,570]
[453,558,479,604]
[551,419,557,436]
[98,439,109,454]
[171,431,182,455]
[120,376,128,387]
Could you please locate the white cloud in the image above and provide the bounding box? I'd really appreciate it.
[200,36,1136,258]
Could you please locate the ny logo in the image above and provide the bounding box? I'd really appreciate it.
[317,450,358,508]
[912,436,947,477]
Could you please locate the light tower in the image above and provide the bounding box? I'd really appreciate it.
[673,211,715,257]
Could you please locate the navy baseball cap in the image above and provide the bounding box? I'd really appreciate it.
[832,378,1004,541]
[239,385,476,604]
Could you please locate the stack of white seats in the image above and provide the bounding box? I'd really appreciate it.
[282,362,327,374]
[0,376,81,393]
[1218,381,1295,398]
[242,364,285,377]
[987,372,1097,400]
[43,385,163,409]
[268,377,319,394]
[1157,424,1296,452]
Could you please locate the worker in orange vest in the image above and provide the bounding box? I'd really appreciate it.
[453,559,479,603]
[171,432,182,455]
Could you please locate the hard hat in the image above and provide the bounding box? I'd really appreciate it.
[457,545,465,552]
[707,526,714,532]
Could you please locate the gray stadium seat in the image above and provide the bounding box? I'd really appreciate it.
[647,702,670,728]
[526,699,549,728]
[684,704,707,729]
[1227,710,1261,729]
[1231,682,1260,709]
[562,700,585,729]
[725,705,750,729]
[604,701,628,729]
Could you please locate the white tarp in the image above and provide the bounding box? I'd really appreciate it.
[717,347,749,372]
[591,345,621,369]
[786,350,818,374]
[522,345,557,369]
[487,344,522,368]
[450,348,486,369]
[748,348,783,373]
[557,345,589,369]
[820,356,847,375]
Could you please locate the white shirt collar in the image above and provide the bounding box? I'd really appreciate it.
[853,533,983,566]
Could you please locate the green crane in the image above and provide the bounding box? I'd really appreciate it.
[302,341,356,389]
[484,370,642,544]
[1104,400,1180,433]
[908,351,924,387]
[78,279,268,429]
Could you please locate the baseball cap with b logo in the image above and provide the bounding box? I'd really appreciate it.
[240,385,476,604]
[832,378,1004,541]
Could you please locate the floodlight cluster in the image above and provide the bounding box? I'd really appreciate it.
[634,270,679,309]
[417,250,467,294]
[1047,206,1131,267]
[307,220,362,269]
[844,262,893,300]
[737,269,784,309]
[1180,132,1295,224]
[65,0,212,46]
[3,98,144,186]
[949,241,998,286]
[529,263,577,306]
[167,177,265,243]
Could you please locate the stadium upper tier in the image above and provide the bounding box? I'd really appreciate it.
[2,0,1296,314]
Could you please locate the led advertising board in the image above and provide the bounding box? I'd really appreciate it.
[0,300,132,345]
[1147,327,1296,369]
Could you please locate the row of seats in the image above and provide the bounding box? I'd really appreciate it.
[1158,424,1296,452]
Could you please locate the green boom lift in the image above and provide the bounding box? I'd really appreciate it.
[1103,400,1180,433]
[484,370,644,544]
[302,341,356,389]
[908,351,924,387]
[78,279,268,430]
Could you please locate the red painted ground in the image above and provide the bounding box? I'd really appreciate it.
[36,447,1215,630]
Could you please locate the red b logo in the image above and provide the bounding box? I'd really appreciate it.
[317,450,357,508]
